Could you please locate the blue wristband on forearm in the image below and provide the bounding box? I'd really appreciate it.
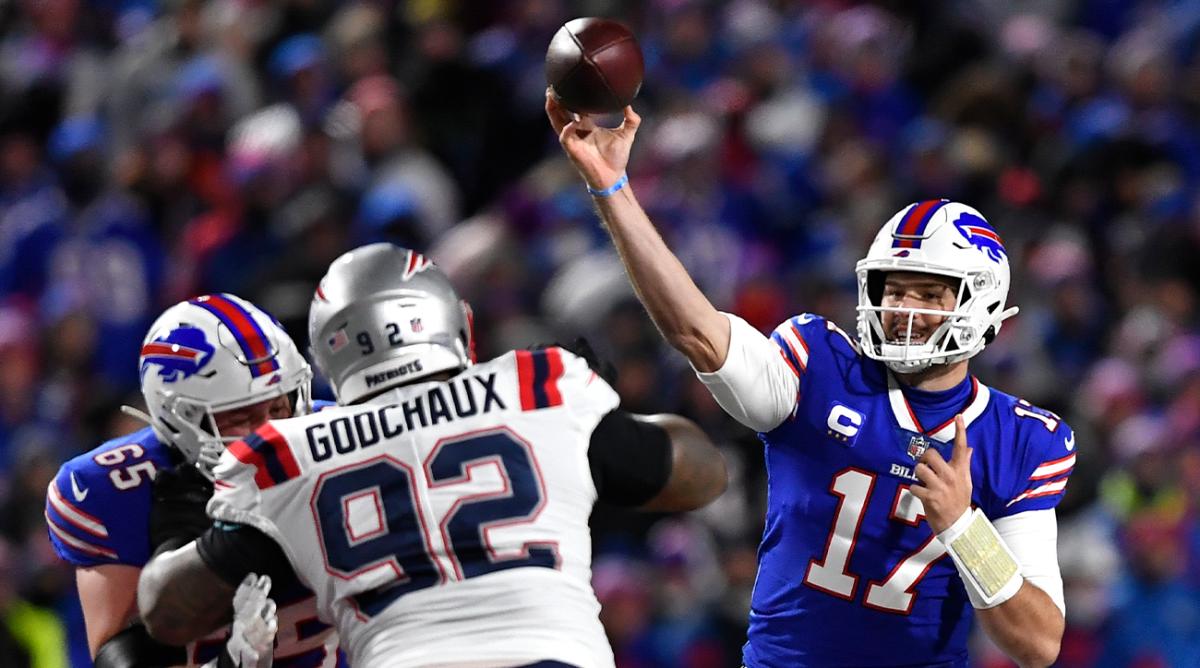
[587,173,629,197]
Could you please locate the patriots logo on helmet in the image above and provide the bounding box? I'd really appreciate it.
[139,325,216,382]
[953,212,1007,263]
[402,252,433,280]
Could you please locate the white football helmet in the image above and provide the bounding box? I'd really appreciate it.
[309,243,474,405]
[138,294,313,473]
[855,200,1019,373]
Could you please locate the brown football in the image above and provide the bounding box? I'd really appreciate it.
[545,17,644,115]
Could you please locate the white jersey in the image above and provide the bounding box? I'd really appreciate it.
[208,348,619,668]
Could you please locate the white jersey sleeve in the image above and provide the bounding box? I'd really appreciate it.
[994,509,1066,617]
[694,312,800,432]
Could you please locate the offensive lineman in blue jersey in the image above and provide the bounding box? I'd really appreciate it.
[548,93,1069,667]
[45,293,340,667]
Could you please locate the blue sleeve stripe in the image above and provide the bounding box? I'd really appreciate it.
[771,332,803,377]
[44,503,115,552]
[45,511,118,561]
[46,480,109,538]
[254,433,293,487]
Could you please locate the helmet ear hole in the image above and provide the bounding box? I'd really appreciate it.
[867,270,886,305]
[944,334,960,353]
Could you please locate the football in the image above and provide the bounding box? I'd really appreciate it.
[545,17,644,115]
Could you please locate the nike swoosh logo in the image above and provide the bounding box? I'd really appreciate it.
[1064,432,1075,451]
[69,472,89,502]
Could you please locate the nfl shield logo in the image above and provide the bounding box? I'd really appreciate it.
[907,435,931,461]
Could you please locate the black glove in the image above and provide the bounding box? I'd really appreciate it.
[537,337,618,386]
[149,462,214,555]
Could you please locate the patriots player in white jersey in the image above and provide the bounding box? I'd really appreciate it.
[547,92,1069,667]
[44,294,341,667]
[136,243,729,668]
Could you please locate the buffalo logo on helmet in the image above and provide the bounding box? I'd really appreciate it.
[952,212,1007,263]
[139,325,216,382]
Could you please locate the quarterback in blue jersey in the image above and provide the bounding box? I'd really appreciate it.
[45,293,340,667]
[549,93,1069,667]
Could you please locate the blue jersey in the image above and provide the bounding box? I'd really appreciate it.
[46,402,341,666]
[746,314,1075,668]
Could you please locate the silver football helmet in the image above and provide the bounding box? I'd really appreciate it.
[309,243,474,404]
[138,294,313,474]
[855,200,1019,373]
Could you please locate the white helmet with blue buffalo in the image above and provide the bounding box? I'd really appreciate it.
[855,200,1019,373]
[309,243,474,405]
[138,294,313,471]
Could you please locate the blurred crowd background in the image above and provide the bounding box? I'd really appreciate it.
[2,0,1200,666]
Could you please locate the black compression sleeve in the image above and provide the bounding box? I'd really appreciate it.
[93,624,186,668]
[587,410,673,507]
[195,522,293,587]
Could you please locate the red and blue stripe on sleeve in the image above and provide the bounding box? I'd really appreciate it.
[770,317,811,379]
[227,423,301,489]
[515,348,565,411]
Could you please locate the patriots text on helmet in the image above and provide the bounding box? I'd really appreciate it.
[363,360,424,388]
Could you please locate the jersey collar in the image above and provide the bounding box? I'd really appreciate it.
[887,372,990,442]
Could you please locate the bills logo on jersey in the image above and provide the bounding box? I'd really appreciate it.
[953,212,1006,263]
[907,434,931,461]
[139,326,215,382]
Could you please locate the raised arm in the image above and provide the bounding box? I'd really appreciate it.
[634,413,727,511]
[546,91,730,372]
[588,410,727,511]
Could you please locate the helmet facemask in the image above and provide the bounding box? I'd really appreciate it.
[188,372,313,477]
[858,269,996,373]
